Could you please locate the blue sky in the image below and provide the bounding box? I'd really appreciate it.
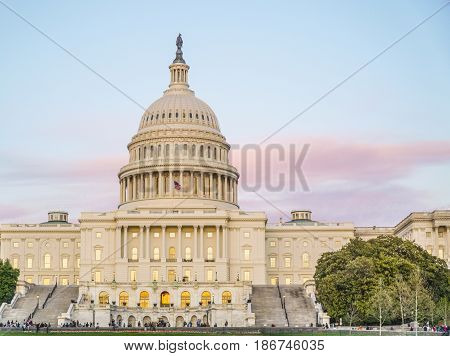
[1,0,449,225]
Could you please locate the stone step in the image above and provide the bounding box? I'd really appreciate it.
[32,286,79,325]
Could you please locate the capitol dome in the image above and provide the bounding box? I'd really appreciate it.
[117,35,239,210]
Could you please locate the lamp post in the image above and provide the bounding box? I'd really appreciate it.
[90,300,96,326]
[282,295,286,309]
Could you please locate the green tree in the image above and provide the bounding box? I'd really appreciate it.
[369,278,395,335]
[0,259,20,304]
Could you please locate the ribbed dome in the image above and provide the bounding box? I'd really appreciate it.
[138,89,220,131]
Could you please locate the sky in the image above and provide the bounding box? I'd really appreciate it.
[0,0,449,226]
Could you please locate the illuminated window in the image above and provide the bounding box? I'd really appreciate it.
[270,257,276,268]
[285,241,291,247]
[77,242,81,248]
[43,278,50,285]
[269,240,276,247]
[27,257,33,269]
[160,291,170,306]
[61,278,68,286]
[302,253,310,268]
[438,247,444,259]
[154,232,160,238]
[12,258,18,269]
[185,232,191,238]
[132,232,138,238]
[27,242,33,248]
[284,257,291,268]
[13,242,19,248]
[426,246,432,254]
[153,248,160,260]
[207,232,213,238]
[99,291,109,305]
[285,277,292,285]
[139,291,150,308]
[320,241,326,247]
[131,247,138,260]
[130,270,137,282]
[244,249,251,261]
[76,257,80,268]
[44,254,51,269]
[168,270,176,282]
[168,247,176,260]
[207,269,213,281]
[181,291,191,307]
[169,232,176,238]
[26,276,33,284]
[426,232,431,238]
[244,232,250,238]
[201,291,211,306]
[222,291,232,304]
[95,249,102,261]
[270,277,278,285]
[96,232,102,238]
[62,257,68,269]
[185,247,192,260]
[207,247,213,260]
[184,269,191,281]
[119,291,129,306]
[95,271,101,282]
[303,241,308,247]
[75,277,79,285]
[63,242,69,248]
[243,271,250,281]
[152,270,159,281]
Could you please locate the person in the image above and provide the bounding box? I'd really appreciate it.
[224,321,228,327]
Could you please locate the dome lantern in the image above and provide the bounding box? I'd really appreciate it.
[169,34,190,89]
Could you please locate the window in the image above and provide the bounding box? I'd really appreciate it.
[61,278,68,286]
[185,232,191,238]
[285,277,292,285]
[438,232,444,238]
[43,278,51,285]
[184,269,191,281]
[139,291,150,308]
[426,246,433,254]
[132,232,138,238]
[243,271,250,281]
[154,232,160,238]
[96,232,102,238]
[207,269,213,282]
[62,257,68,269]
[169,232,176,238]
[270,277,278,285]
[99,291,109,305]
[95,271,101,283]
[153,247,160,260]
[303,241,308,247]
[12,258,18,269]
[168,269,176,282]
[438,247,444,259]
[222,291,232,304]
[270,257,277,268]
[244,232,250,238]
[77,242,81,248]
[320,241,326,247]
[269,241,276,247]
[244,249,251,261]
[201,291,211,306]
[130,270,137,282]
[131,247,138,260]
[152,270,159,282]
[76,257,80,268]
[302,253,310,268]
[27,257,33,269]
[13,242,19,248]
[426,232,431,238]
[26,277,33,284]
[63,242,69,248]
[185,247,192,260]
[27,242,33,248]
[207,247,213,260]
[168,247,176,260]
[284,257,291,268]
[181,291,191,308]
[284,241,291,247]
[160,291,170,306]
[44,254,51,269]
[119,291,129,306]
[335,240,342,248]
[75,277,80,285]
[95,249,102,261]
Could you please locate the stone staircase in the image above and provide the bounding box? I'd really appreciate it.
[251,286,288,327]
[0,285,53,323]
[32,286,79,325]
[280,285,316,327]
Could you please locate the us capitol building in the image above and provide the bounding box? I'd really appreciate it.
[0,36,449,328]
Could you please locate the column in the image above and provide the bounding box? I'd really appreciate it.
[177,225,182,261]
[216,225,220,259]
[193,225,198,259]
[132,175,137,200]
[199,225,204,259]
[234,180,237,203]
[144,173,149,198]
[146,226,150,260]
[190,171,194,195]
[161,226,166,260]
[158,171,163,196]
[139,226,144,259]
[127,176,132,202]
[200,172,204,197]
[116,227,122,259]
[169,171,174,196]
[123,226,128,260]
[209,173,213,199]
[180,171,184,192]
[218,174,222,200]
[223,226,228,259]
[224,176,229,202]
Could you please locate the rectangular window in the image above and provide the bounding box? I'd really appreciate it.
[438,232,444,238]
[207,232,213,238]
[185,232,191,238]
[244,271,250,281]
[44,255,51,269]
[284,241,291,247]
[96,232,102,238]
[207,269,213,282]
[426,232,431,238]
[12,258,18,269]
[75,277,80,285]
[285,277,292,285]
[62,257,68,269]
[244,249,251,261]
[320,241,326,247]
[95,271,101,283]
[269,241,276,247]
[63,242,69,248]
[244,232,250,238]
[168,270,176,282]
[132,232,138,238]
[27,242,33,248]
[169,232,176,238]
[438,247,444,259]
[152,270,159,282]
[26,276,33,284]
[270,277,278,285]
[76,257,80,268]
[184,269,191,281]
[270,257,277,268]
[154,232,160,238]
[130,270,137,282]
[43,278,51,285]
[27,257,33,269]
[61,278,68,286]
[95,249,102,261]
[284,257,291,268]
[77,242,81,248]
[13,242,19,248]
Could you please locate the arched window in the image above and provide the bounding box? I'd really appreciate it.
[191,144,196,157]
[302,253,310,268]
[44,253,51,269]
[201,291,211,306]
[207,146,211,158]
[131,247,138,261]
[200,145,204,157]
[153,247,160,260]
[99,291,109,305]
[168,247,176,260]
[213,147,217,160]
[181,291,191,308]
[185,247,191,260]
[207,247,213,260]
[222,291,232,304]
[119,291,129,306]
[160,291,170,307]
[139,291,150,308]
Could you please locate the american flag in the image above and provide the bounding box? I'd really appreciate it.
[174,181,181,191]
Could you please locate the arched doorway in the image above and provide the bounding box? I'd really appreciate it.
[128,315,136,327]
[201,291,211,306]
[143,316,151,327]
[99,291,109,305]
[176,316,185,327]
[139,291,150,308]
[202,314,208,326]
[160,291,170,307]
[117,315,123,327]
[181,291,190,308]
[190,315,197,326]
